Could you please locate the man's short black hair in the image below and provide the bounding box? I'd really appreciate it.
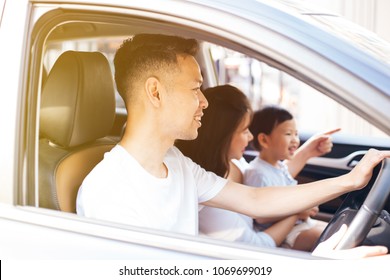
[114,33,199,104]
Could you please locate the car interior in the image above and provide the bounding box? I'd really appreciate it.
[23,8,390,254]
[38,50,116,212]
[31,18,227,213]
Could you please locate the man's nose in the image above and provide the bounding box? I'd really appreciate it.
[199,90,208,109]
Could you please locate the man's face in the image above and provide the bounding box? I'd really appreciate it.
[162,55,208,141]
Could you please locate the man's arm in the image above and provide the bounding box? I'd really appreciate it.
[204,149,390,219]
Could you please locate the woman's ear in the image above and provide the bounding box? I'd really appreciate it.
[145,76,161,107]
[257,133,269,149]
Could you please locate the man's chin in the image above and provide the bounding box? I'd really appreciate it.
[177,132,198,141]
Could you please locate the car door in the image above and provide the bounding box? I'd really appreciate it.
[3,0,389,261]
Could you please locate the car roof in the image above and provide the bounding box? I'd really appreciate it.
[40,0,390,82]
[34,0,390,133]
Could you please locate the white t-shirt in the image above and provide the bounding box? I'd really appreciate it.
[198,157,276,248]
[76,145,227,235]
[244,156,297,232]
[199,207,276,247]
[231,157,250,174]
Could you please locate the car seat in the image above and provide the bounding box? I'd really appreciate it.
[38,51,116,213]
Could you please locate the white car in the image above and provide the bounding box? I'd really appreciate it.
[0,0,389,260]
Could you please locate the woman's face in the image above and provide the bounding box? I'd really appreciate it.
[228,112,253,160]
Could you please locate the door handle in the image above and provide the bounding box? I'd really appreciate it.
[307,150,367,170]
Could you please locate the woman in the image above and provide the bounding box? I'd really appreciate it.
[176,85,305,248]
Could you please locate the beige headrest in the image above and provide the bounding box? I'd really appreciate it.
[40,51,115,147]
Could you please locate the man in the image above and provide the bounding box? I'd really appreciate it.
[77,33,390,257]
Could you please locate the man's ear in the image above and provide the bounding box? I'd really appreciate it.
[145,76,161,107]
[257,133,269,149]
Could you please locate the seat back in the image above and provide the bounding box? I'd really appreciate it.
[38,51,116,212]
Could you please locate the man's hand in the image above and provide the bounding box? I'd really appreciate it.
[347,149,390,191]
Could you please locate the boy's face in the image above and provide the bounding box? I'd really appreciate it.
[263,119,300,161]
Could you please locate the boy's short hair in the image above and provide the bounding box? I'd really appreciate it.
[250,106,293,151]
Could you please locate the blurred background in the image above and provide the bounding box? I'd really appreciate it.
[211,0,390,138]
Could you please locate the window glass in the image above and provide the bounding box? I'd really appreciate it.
[210,45,387,138]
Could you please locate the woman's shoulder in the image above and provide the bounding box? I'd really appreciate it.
[231,157,249,172]
[228,161,244,183]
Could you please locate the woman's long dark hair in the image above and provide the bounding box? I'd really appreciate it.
[176,85,252,177]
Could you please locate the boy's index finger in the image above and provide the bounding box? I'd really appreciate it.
[323,128,341,136]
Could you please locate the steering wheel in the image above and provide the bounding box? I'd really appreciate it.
[314,158,390,251]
